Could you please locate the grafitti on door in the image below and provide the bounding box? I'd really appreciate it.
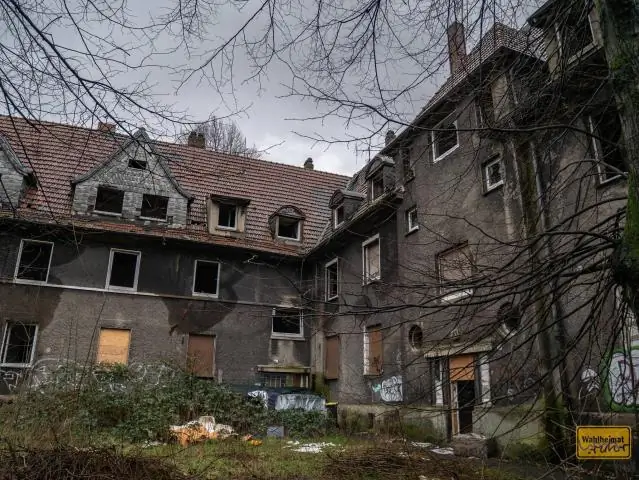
[371,375,403,403]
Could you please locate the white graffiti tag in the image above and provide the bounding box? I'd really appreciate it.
[380,375,403,403]
[608,350,639,407]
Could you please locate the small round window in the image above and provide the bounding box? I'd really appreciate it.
[408,325,423,350]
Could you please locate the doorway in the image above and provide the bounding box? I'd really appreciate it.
[456,380,476,434]
[449,354,476,435]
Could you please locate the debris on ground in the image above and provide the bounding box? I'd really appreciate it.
[169,415,235,446]
[450,433,495,459]
[285,440,338,453]
[430,447,455,456]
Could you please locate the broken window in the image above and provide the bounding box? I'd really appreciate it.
[556,6,594,61]
[432,122,459,161]
[277,216,301,240]
[370,174,384,200]
[588,106,626,183]
[325,335,340,380]
[438,244,474,302]
[325,258,339,300]
[364,325,383,375]
[94,187,124,214]
[128,158,147,170]
[193,260,220,296]
[107,249,140,290]
[96,328,131,365]
[141,194,169,220]
[333,205,345,227]
[218,204,237,229]
[272,308,303,337]
[408,325,423,350]
[362,235,381,283]
[1,323,37,365]
[15,240,53,283]
[484,156,504,191]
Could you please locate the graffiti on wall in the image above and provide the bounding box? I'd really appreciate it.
[371,375,403,403]
[604,346,639,411]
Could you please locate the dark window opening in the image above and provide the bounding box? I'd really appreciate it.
[272,309,302,336]
[559,9,594,59]
[407,208,418,232]
[334,205,345,227]
[128,158,147,170]
[498,303,522,332]
[484,158,503,190]
[476,90,494,127]
[1,323,37,364]
[590,107,626,182]
[95,187,124,214]
[218,204,237,229]
[433,123,458,159]
[326,260,338,300]
[408,325,423,349]
[16,241,53,282]
[370,175,384,199]
[193,261,220,295]
[108,251,139,289]
[401,148,414,180]
[141,194,169,220]
[277,216,300,239]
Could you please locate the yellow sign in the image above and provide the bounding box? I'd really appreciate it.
[576,426,632,460]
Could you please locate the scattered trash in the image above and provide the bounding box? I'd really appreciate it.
[429,447,454,456]
[285,440,338,453]
[410,442,434,449]
[169,415,235,446]
[241,434,263,446]
[267,425,285,438]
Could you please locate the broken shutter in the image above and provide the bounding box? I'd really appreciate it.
[96,328,131,365]
[187,334,215,377]
[325,335,340,380]
[450,354,475,381]
[367,326,383,375]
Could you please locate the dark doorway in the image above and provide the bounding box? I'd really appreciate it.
[456,380,476,434]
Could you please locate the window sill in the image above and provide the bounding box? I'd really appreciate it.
[139,216,167,223]
[271,334,305,341]
[363,277,381,286]
[441,289,473,303]
[106,286,138,293]
[597,174,625,188]
[566,43,598,65]
[484,182,504,196]
[192,292,219,299]
[93,210,123,218]
[405,227,419,237]
[0,363,33,368]
[276,236,301,242]
[216,225,238,232]
[13,278,48,286]
[433,144,459,163]
[326,294,339,302]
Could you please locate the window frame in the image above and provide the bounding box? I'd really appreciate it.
[276,216,302,241]
[587,114,625,185]
[554,8,596,65]
[333,204,345,228]
[128,158,147,170]
[437,244,474,303]
[217,203,239,231]
[483,156,504,192]
[363,324,383,376]
[369,174,384,201]
[105,248,141,292]
[406,207,419,233]
[431,120,459,163]
[93,186,125,216]
[325,258,339,301]
[14,239,54,285]
[271,308,304,339]
[140,193,169,221]
[362,234,381,285]
[0,322,39,367]
[192,259,221,298]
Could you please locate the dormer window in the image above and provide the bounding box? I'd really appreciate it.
[218,203,238,230]
[141,194,169,220]
[370,174,384,200]
[277,216,301,240]
[432,122,459,162]
[94,186,124,215]
[333,204,345,228]
[128,158,147,170]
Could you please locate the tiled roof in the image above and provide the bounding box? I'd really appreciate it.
[0,116,349,256]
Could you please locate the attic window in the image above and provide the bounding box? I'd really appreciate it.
[277,216,301,240]
[218,204,238,230]
[141,194,169,220]
[128,159,147,170]
[95,187,124,215]
[333,205,345,228]
[370,174,384,200]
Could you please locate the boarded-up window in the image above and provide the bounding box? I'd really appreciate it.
[187,334,215,377]
[325,335,340,380]
[96,328,131,365]
[438,245,474,301]
[364,325,383,375]
[363,236,381,283]
[450,354,475,381]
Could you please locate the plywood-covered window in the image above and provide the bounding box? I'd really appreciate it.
[449,354,476,381]
[437,244,474,302]
[362,234,381,284]
[364,325,383,376]
[187,334,215,377]
[96,328,131,365]
[325,335,340,380]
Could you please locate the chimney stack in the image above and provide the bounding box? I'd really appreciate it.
[304,157,314,170]
[385,129,396,146]
[97,121,116,133]
[188,131,206,148]
[446,22,467,75]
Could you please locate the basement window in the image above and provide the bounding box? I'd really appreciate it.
[272,308,303,338]
[94,187,124,215]
[15,240,54,283]
[128,158,147,170]
[141,194,169,220]
[106,249,141,291]
[0,323,37,366]
[218,204,238,230]
[277,216,301,240]
[432,122,459,162]
[193,260,220,297]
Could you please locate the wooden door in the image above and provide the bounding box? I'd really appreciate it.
[187,334,215,377]
[96,328,131,365]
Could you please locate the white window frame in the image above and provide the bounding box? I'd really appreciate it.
[192,260,221,298]
[217,203,239,231]
[407,207,419,233]
[0,322,39,367]
[587,115,624,185]
[13,239,54,285]
[484,156,504,192]
[271,308,304,339]
[325,258,339,301]
[93,186,124,217]
[333,204,345,228]
[431,120,459,163]
[554,10,596,65]
[363,326,371,375]
[106,248,141,292]
[276,216,301,241]
[362,234,381,285]
[438,246,474,303]
[369,174,384,201]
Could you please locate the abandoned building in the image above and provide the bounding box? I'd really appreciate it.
[0,0,633,447]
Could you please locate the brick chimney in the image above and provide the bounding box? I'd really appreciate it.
[304,157,314,170]
[385,129,396,146]
[97,121,116,133]
[188,131,206,148]
[447,22,467,75]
